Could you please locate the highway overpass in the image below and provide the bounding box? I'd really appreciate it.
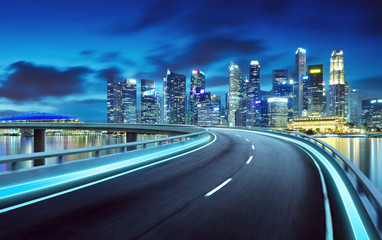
[0,125,380,239]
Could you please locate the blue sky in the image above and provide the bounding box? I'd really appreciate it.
[0,0,381,122]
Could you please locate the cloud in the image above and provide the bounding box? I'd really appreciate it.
[98,51,134,65]
[0,61,92,101]
[96,67,123,81]
[79,50,96,56]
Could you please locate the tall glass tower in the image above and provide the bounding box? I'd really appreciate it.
[308,65,326,116]
[123,79,137,124]
[293,48,306,117]
[141,79,157,124]
[163,69,186,124]
[228,61,244,126]
[328,50,345,116]
[246,61,261,126]
[272,69,288,97]
[189,70,206,125]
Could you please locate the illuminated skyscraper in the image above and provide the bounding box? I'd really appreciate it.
[308,65,326,116]
[189,70,206,125]
[272,69,288,97]
[267,97,289,128]
[246,61,261,126]
[163,69,186,124]
[293,48,306,117]
[328,50,345,116]
[123,79,137,123]
[348,89,359,126]
[141,79,157,124]
[107,77,137,123]
[228,61,244,126]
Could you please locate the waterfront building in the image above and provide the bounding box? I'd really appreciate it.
[228,61,244,126]
[107,77,137,123]
[348,89,359,126]
[155,93,162,124]
[246,61,261,127]
[141,79,157,124]
[163,69,186,124]
[0,112,81,123]
[288,114,348,133]
[189,70,206,125]
[361,99,382,129]
[267,97,288,128]
[293,48,307,117]
[328,50,346,116]
[273,69,288,97]
[123,79,137,124]
[197,102,221,126]
[308,65,326,116]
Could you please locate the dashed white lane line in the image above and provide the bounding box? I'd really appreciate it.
[236,134,241,137]
[245,138,250,142]
[204,178,232,197]
[252,145,255,150]
[246,156,253,164]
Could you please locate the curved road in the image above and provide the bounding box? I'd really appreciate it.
[0,128,325,239]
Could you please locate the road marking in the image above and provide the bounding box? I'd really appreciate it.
[245,138,250,142]
[205,178,232,197]
[251,145,255,150]
[236,134,240,137]
[246,156,253,164]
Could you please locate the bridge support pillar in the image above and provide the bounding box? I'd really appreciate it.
[126,132,137,150]
[33,129,46,166]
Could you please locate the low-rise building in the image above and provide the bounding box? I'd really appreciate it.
[288,114,348,132]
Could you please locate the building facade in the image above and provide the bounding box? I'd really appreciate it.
[123,79,137,124]
[328,50,346,116]
[141,79,157,124]
[293,48,306,117]
[348,89,359,126]
[361,99,382,129]
[308,65,326,116]
[189,70,206,125]
[228,61,244,126]
[267,97,288,128]
[246,61,261,127]
[288,114,348,133]
[273,69,288,97]
[163,69,186,124]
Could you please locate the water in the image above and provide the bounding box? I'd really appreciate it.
[320,137,382,192]
[0,134,164,172]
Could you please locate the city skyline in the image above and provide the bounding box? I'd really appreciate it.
[0,0,382,122]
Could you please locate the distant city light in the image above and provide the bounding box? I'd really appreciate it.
[289,80,293,84]
[200,89,205,94]
[303,76,309,80]
[371,100,377,103]
[213,107,220,111]
[250,60,259,65]
[282,81,286,84]
[295,48,306,54]
[268,97,288,103]
[192,70,199,74]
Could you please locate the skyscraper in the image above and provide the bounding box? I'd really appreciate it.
[123,79,137,124]
[293,48,306,117]
[155,93,162,124]
[163,69,186,124]
[272,69,288,97]
[189,70,206,125]
[228,61,244,126]
[246,61,261,126]
[328,50,345,116]
[107,77,137,123]
[308,65,326,116]
[141,79,157,124]
[348,89,359,126]
[267,97,289,128]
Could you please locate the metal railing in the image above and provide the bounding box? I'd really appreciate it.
[0,130,209,172]
[252,127,382,231]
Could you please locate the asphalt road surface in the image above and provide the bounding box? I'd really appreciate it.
[0,128,325,240]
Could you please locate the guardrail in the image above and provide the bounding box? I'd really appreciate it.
[252,127,382,232]
[0,130,208,172]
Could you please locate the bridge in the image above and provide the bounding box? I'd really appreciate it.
[0,123,381,239]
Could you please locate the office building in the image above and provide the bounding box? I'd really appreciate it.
[328,50,346,116]
[163,69,186,124]
[272,69,288,97]
[246,61,261,126]
[155,93,162,124]
[293,48,307,117]
[361,99,382,129]
[228,61,244,126]
[197,102,221,126]
[141,79,157,124]
[348,89,359,126]
[189,70,206,125]
[308,65,326,116]
[123,79,137,123]
[268,97,288,128]
[279,79,294,120]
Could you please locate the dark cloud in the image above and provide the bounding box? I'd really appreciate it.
[146,35,268,72]
[205,75,228,88]
[96,67,123,81]
[0,110,26,117]
[80,50,96,56]
[0,61,92,101]
[71,99,106,105]
[98,51,134,65]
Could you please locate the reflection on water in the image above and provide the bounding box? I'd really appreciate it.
[320,137,382,192]
[0,135,163,172]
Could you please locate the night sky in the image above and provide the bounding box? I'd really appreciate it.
[1,0,381,122]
